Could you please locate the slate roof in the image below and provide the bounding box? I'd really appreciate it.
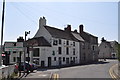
[27,37,51,47]
[80,31,98,44]
[44,26,79,41]
[105,41,112,48]
[71,32,84,42]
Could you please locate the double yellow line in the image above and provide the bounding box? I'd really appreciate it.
[52,73,59,80]
[109,64,118,80]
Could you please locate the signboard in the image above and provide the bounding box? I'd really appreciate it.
[5,42,24,51]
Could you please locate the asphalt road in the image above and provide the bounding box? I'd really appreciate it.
[24,59,118,79]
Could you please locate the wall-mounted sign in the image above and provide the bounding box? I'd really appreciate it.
[5,42,24,51]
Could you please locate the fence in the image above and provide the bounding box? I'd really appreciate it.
[0,65,15,79]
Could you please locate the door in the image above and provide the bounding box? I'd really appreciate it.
[41,61,45,67]
[48,57,51,67]
[59,57,62,66]
[66,58,69,65]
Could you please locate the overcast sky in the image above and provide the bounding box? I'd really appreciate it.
[0,0,118,44]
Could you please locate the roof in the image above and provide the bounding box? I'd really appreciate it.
[80,31,98,44]
[105,41,112,48]
[27,37,51,47]
[44,26,79,41]
[71,32,84,42]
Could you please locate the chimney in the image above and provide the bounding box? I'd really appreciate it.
[79,24,84,33]
[67,25,71,31]
[74,29,77,33]
[17,36,24,42]
[39,16,46,28]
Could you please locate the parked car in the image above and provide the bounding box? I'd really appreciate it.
[15,61,37,72]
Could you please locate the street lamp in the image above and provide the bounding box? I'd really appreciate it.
[24,31,30,74]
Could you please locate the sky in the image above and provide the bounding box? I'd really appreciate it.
[0,0,118,44]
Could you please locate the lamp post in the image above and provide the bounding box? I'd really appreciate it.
[24,31,30,74]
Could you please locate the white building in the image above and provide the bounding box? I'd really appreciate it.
[99,38,118,59]
[28,17,81,67]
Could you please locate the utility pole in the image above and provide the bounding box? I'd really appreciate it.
[24,31,30,74]
[0,0,5,66]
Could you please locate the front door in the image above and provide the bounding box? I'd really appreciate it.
[41,61,45,67]
[66,58,69,65]
[48,57,51,67]
[59,57,62,66]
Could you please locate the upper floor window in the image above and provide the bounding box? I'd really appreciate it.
[73,48,75,55]
[66,47,69,55]
[58,47,62,54]
[59,39,61,44]
[73,42,75,46]
[53,40,58,45]
[66,40,69,45]
[54,57,56,61]
[92,46,95,50]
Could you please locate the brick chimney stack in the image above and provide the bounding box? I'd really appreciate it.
[64,24,71,32]
[79,24,84,33]
[39,16,46,28]
[67,24,71,31]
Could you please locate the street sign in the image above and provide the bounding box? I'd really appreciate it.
[4,42,24,51]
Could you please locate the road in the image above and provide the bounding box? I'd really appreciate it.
[24,59,118,79]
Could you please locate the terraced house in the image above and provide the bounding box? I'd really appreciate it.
[27,17,99,67]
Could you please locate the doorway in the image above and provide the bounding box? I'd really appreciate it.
[48,57,51,67]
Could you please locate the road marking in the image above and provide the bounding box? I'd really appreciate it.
[109,64,118,80]
[52,73,59,80]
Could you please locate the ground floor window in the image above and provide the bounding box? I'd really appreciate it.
[13,57,16,62]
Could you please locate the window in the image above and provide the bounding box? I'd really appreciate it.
[73,57,75,63]
[63,57,65,62]
[105,45,107,48]
[66,47,69,55]
[83,53,86,61]
[93,46,95,50]
[83,43,85,49]
[66,40,69,45]
[58,47,62,54]
[13,51,16,53]
[33,48,39,57]
[73,42,75,46]
[13,57,16,62]
[53,40,58,45]
[73,48,75,55]
[54,57,56,61]
[59,39,61,44]
[52,51,55,56]
[13,43,16,46]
